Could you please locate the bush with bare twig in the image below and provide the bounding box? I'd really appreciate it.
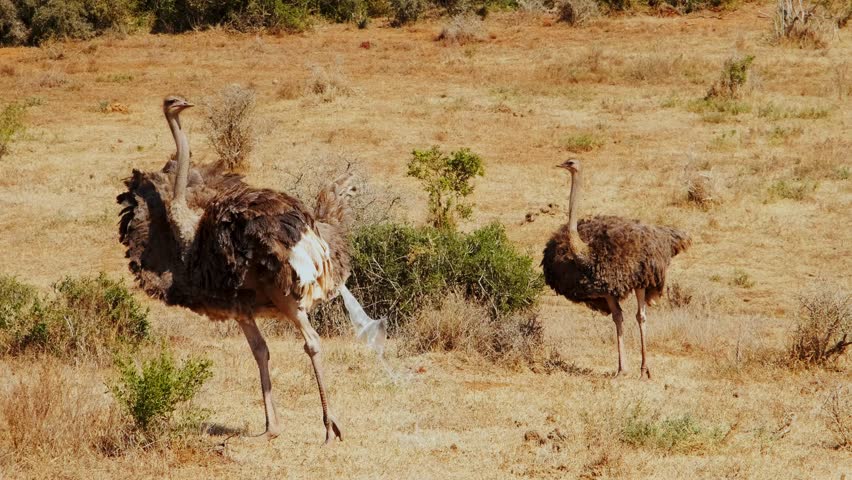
[772,0,837,48]
[788,287,851,366]
[206,84,256,171]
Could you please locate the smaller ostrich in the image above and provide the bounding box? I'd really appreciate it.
[542,159,691,379]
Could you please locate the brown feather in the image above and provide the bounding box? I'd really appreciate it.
[542,215,691,314]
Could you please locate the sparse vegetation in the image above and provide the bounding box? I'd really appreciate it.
[0,273,149,361]
[556,0,600,25]
[0,102,26,161]
[205,84,256,171]
[437,14,486,45]
[406,146,485,229]
[821,385,851,449]
[561,131,605,153]
[110,346,212,434]
[772,0,837,48]
[730,269,755,289]
[705,54,755,100]
[767,178,817,200]
[305,63,354,102]
[621,404,728,454]
[788,288,850,366]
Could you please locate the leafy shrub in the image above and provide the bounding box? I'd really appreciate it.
[556,0,600,25]
[29,0,94,43]
[110,347,212,432]
[0,273,149,361]
[339,222,545,333]
[0,0,30,45]
[0,102,26,161]
[788,288,850,366]
[206,84,256,172]
[390,0,425,26]
[596,0,635,12]
[705,54,755,100]
[407,146,485,229]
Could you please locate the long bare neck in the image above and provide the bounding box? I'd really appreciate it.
[165,111,199,251]
[167,113,190,204]
[566,170,590,259]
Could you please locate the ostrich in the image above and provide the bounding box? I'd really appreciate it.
[118,96,383,443]
[542,159,691,379]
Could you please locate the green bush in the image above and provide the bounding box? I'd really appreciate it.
[0,273,149,360]
[407,146,485,229]
[336,222,545,334]
[0,102,26,161]
[30,0,94,43]
[390,0,425,26]
[0,0,30,44]
[110,347,212,432]
[705,54,755,100]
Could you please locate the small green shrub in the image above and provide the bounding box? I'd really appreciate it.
[561,132,605,153]
[621,404,728,453]
[788,288,850,366]
[337,222,545,334]
[406,146,484,229]
[705,54,755,100]
[0,102,26,161]
[110,347,212,432]
[0,273,149,360]
[767,178,817,200]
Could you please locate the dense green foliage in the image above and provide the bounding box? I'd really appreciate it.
[0,273,149,360]
[110,347,212,432]
[406,146,485,229]
[0,0,748,45]
[340,222,545,333]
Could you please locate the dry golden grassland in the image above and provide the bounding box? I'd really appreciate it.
[1,3,850,478]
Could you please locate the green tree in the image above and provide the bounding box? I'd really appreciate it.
[406,146,484,229]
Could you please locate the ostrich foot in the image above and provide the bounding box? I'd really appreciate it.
[640,367,652,380]
[613,369,626,379]
[323,415,343,445]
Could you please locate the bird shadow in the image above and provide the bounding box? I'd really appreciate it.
[201,422,247,437]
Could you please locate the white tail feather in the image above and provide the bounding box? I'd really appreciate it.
[338,284,387,356]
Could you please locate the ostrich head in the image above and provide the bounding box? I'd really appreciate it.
[557,158,581,173]
[162,95,194,125]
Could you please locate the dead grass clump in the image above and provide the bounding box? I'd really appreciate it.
[306,63,354,102]
[0,64,15,77]
[437,14,486,46]
[206,84,256,171]
[556,0,601,26]
[36,70,69,88]
[772,0,837,48]
[400,292,567,370]
[794,138,851,180]
[705,54,755,100]
[685,171,718,207]
[0,360,128,464]
[666,282,694,308]
[821,385,851,450]
[788,287,851,366]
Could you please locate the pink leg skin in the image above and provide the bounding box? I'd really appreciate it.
[238,318,281,439]
[606,296,626,377]
[635,289,651,380]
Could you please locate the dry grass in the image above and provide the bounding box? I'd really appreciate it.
[0,5,850,478]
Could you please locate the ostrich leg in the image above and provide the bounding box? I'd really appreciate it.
[294,305,342,444]
[237,318,281,438]
[635,289,651,380]
[606,296,626,377]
